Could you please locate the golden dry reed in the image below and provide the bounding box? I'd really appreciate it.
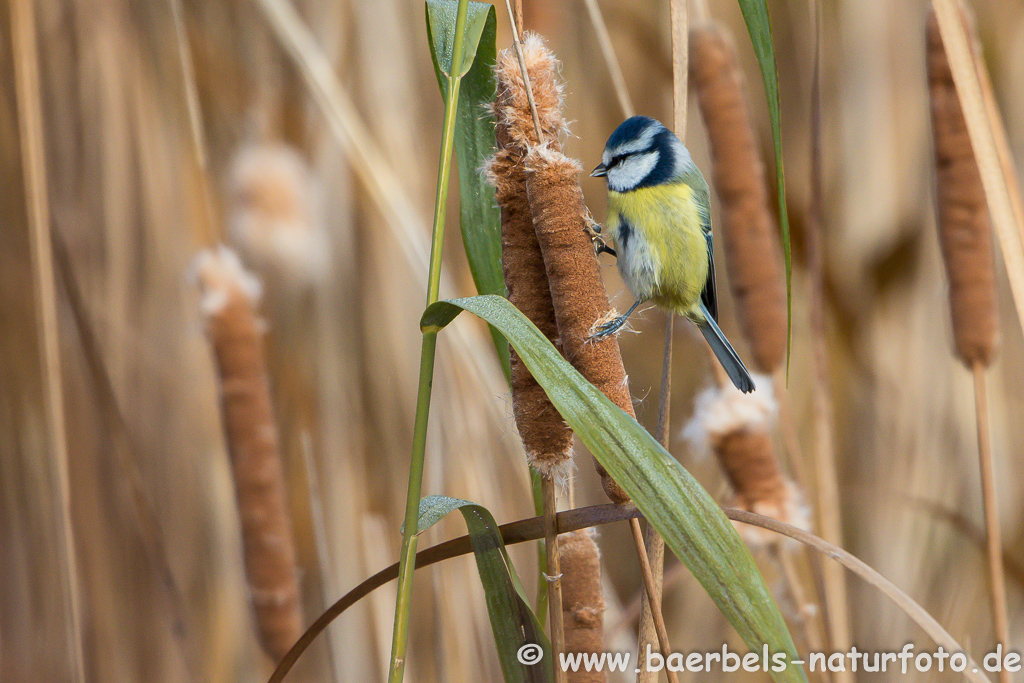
[685,379,808,548]
[559,529,607,683]
[493,34,631,502]
[926,10,998,367]
[690,21,787,374]
[197,247,303,661]
[487,40,574,480]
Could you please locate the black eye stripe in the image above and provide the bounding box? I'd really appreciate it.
[607,147,657,169]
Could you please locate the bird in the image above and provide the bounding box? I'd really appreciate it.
[589,115,755,393]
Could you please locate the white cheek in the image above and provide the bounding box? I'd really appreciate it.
[608,151,659,191]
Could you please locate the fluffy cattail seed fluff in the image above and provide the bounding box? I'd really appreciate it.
[226,143,329,293]
[691,21,787,374]
[197,246,304,660]
[926,9,998,367]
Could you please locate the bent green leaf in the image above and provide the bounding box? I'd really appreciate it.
[417,495,553,683]
[736,0,792,372]
[427,1,509,379]
[422,295,807,683]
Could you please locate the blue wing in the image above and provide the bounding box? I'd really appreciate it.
[699,209,718,323]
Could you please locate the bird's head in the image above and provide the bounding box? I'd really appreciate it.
[591,116,693,193]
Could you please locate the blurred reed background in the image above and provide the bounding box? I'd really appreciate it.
[1,0,1022,680]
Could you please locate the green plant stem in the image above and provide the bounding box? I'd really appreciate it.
[388,2,470,680]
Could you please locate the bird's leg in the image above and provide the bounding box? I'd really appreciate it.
[584,211,616,258]
[591,299,643,339]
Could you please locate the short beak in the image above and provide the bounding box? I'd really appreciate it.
[590,163,607,178]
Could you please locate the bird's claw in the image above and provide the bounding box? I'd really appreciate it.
[584,213,616,258]
[589,315,627,340]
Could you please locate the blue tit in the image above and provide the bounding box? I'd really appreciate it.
[590,115,755,393]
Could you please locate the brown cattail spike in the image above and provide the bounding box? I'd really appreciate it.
[487,147,575,479]
[488,34,576,482]
[525,146,632,504]
[559,529,607,683]
[493,35,632,503]
[691,21,787,374]
[197,247,303,661]
[927,9,998,367]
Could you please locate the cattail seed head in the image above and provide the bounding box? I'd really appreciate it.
[926,9,999,368]
[691,21,787,374]
[559,529,606,683]
[684,376,809,549]
[525,145,632,504]
[492,32,568,150]
[492,35,634,503]
[196,246,303,660]
[485,148,575,480]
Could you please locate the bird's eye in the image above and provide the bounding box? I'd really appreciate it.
[607,155,625,168]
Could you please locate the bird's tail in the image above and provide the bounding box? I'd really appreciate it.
[697,302,755,393]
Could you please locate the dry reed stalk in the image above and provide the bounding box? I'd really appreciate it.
[582,0,634,119]
[543,476,568,683]
[11,0,85,676]
[927,10,1008,677]
[559,529,607,683]
[684,379,809,549]
[806,0,851,670]
[690,21,786,373]
[197,247,303,661]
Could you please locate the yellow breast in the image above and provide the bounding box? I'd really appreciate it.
[607,183,709,315]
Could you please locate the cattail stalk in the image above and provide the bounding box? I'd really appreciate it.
[690,20,786,374]
[927,10,1008,678]
[198,248,303,661]
[806,0,851,667]
[560,530,607,683]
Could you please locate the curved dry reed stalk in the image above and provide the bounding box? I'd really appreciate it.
[690,21,786,374]
[272,503,993,683]
[198,248,303,661]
